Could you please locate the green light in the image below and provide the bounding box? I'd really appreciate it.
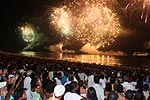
[19,24,36,43]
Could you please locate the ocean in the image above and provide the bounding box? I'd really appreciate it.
[19,51,150,69]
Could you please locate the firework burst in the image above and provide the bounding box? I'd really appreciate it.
[49,0,121,48]
[18,23,36,42]
[50,6,73,36]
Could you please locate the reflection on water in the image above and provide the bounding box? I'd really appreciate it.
[20,51,121,67]
[70,55,121,66]
[20,51,150,68]
[21,51,36,56]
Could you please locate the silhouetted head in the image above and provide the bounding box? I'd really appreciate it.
[108,91,118,100]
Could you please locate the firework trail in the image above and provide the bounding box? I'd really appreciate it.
[49,0,121,48]
[126,0,150,23]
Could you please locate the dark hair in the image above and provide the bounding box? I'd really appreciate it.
[30,73,35,79]
[106,83,112,92]
[45,81,56,93]
[68,75,74,81]
[135,79,143,90]
[31,78,38,88]
[94,75,100,84]
[143,84,149,91]
[116,84,123,93]
[12,88,26,100]
[100,74,104,79]
[134,90,144,100]
[86,87,98,100]
[65,83,71,93]
[70,81,78,92]
[125,90,133,100]
[110,77,115,84]
[42,72,49,79]
[108,91,118,100]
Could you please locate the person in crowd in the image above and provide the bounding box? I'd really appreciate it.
[110,77,116,91]
[99,73,106,89]
[66,70,78,83]
[87,71,95,88]
[116,84,126,100]
[78,70,87,82]
[50,85,65,100]
[125,90,134,100]
[104,83,112,99]
[134,89,145,100]
[81,87,98,100]
[0,81,7,100]
[143,75,150,85]
[92,74,104,100]
[135,79,143,90]
[107,91,118,100]
[45,81,56,100]
[64,75,74,86]
[143,84,149,100]
[23,70,33,90]
[6,74,23,100]
[42,72,50,90]
[78,80,87,98]
[53,72,62,85]
[26,78,43,100]
[74,70,80,81]
[61,71,68,85]
[12,88,27,100]
[0,68,8,85]
[121,76,135,92]
[64,84,71,94]
[64,81,82,100]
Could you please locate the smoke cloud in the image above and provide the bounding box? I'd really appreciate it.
[48,42,63,52]
[80,43,100,54]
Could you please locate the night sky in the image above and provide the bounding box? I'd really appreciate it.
[1,0,150,53]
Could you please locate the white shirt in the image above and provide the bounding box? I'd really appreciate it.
[54,77,62,85]
[49,71,54,80]
[24,77,31,90]
[88,75,94,87]
[66,76,78,82]
[92,84,104,100]
[26,89,42,100]
[144,91,149,100]
[64,92,82,100]
[78,73,87,81]
[122,82,135,91]
[100,79,106,89]
[64,81,71,86]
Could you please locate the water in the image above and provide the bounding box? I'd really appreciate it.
[19,51,150,69]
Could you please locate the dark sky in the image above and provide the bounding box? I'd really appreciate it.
[1,0,52,50]
[1,0,150,53]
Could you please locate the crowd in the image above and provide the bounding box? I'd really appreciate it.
[0,51,150,100]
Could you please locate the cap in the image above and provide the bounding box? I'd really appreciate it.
[52,85,65,100]
[54,85,65,97]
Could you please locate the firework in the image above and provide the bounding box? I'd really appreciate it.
[18,23,36,42]
[73,0,120,48]
[126,0,150,23]
[51,6,73,36]
[49,0,120,48]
